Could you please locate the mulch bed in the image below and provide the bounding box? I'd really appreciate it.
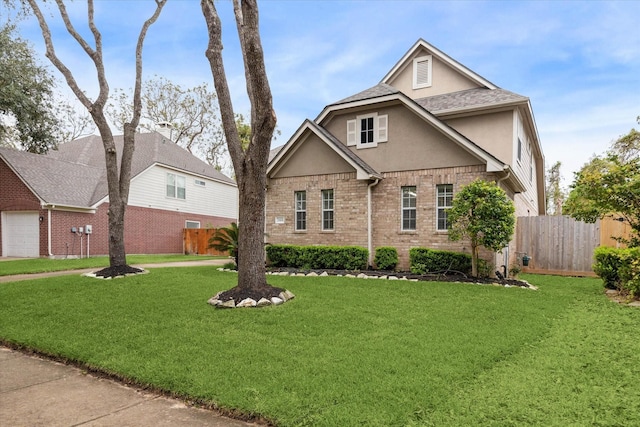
[215,284,285,303]
[266,267,531,288]
[93,265,144,278]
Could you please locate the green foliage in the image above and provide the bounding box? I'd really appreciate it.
[373,247,398,271]
[546,161,565,215]
[207,223,238,265]
[266,244,368,270]
[564,124,640,246]
[593,246,640,296]
[409,247,488,277]
[447,179,515,276]
[0,24,58,153]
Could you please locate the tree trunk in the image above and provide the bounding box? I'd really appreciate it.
[471,240,479,278]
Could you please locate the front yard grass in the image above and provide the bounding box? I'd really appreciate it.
[0,254,220,276]
[1,269,638,426]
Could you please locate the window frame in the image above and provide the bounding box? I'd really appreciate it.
[294,191,307,231]
[436,184,453,231]
[401,186,417,231]
[185,220,200,229]
[347,113,388,148]
[166,172,186,200]
[321,189,334,231]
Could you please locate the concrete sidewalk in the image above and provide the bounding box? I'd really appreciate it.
[0,258,229,283]
[0,347,255,427]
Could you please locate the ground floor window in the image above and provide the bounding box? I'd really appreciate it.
[322,189,334,230]
[437,184,453,230]
[295,191,307,231]
[185,220,200,229]
[402,186,416,230]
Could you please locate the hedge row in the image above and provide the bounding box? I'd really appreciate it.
[266,244,368,270]
[593,246,640,296]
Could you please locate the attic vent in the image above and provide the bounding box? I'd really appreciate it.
[413,55,432,89]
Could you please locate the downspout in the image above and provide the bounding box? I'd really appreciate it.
[47,206,53,257]
[367,178,380,268]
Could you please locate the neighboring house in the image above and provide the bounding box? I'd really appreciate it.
[0,132,238,258]
[266,39,545,270]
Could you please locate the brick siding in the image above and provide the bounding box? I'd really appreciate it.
[266,165,500,270]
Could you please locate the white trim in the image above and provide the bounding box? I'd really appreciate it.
[381,39,498,89]
[413,55,432,89]
[356,113,378,149]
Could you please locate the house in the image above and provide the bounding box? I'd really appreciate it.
[0,131,238,258]
[266,39,545,270]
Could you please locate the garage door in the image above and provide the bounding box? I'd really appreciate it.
[3,212,39,257]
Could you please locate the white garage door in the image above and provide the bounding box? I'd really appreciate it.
[3,212,40,257]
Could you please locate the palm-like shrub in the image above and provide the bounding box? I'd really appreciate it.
[208,222,239,266]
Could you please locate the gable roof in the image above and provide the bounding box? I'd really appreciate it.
[314,88,506,173]
[0,147,102,209]
[381,39,498,90]
[2,131,235,209]
[267,119,381,180]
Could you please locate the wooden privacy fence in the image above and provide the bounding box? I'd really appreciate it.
[516,215,632,277]
[183,228,227,256]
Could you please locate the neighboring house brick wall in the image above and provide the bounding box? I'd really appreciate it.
[48,203,236,258]
[0,160,42,257]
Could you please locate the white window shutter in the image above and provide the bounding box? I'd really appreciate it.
[347,119,356,146]
[377,114,388,142]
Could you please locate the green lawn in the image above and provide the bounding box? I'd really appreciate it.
[1,269,638,426]
[0,254,220,276]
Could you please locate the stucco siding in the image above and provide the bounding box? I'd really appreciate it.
[271,133,354,178]
[386,47,482,99]
[443,111,514,165]
[323,104,482,173]
[128,165,238,219]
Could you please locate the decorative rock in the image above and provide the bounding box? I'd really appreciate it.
[220,299,236,308]
[295,273,306,277]
[320,271,329,277]
[237,298,257,307]
[379,275,388,280]
[388,276,399,280]
[400,276,408,281]
[207,297,220,306]
[345,274,356,278]
[270,297,284,305]
[307,272,318,277]
[278,272,290,276]
[257,298,271,307]
[410,279,418,282]
[357,273,368,279]
[283,290,295,300]
[217,268,225,271]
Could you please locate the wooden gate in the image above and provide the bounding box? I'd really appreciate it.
[183,228,227,256]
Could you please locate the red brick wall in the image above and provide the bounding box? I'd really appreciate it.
[49,203,235,258]
[0,159,44,257]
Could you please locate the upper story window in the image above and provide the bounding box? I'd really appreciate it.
[194,179,206,187]
[295,191,307,231]
[322,189,334,231]
[401,186,417,231]
[517,138,522,162]
[413,55,432,89]
[167,173,186,199]
[436,184,453,231]
[346,113,388,149]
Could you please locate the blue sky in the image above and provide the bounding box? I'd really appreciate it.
[5,0,639,187]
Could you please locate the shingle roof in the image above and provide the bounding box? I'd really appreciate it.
[2,132,236,208]
[415,88,528,114]
[0,147,102,207]
[331,83,400,105]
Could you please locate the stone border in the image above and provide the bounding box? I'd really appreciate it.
[207,289,295,309]
[82,269,150,279]
[214,268,538,290]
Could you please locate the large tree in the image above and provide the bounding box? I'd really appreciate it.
[0,23,58,153]
[447,179,516,277]
[546,161,565,215]
[27,0,167,274]
[106,76,228,169]
[201,0,285,302]
[564,123,640,246]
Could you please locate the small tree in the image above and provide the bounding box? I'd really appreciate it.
[447,179,516,277]
[208,222,239,266]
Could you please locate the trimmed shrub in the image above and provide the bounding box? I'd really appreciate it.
[410,247,485,276]
[266,244,368,270]
[374,247,398,271]
[595,246,640,296]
